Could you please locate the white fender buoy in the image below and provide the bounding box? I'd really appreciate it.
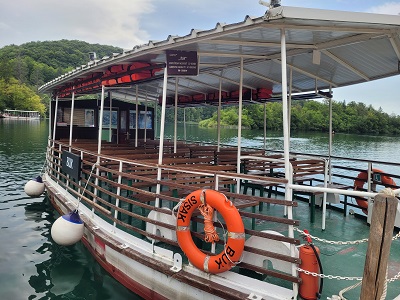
[24,176,45,197]
[51,210,84,246]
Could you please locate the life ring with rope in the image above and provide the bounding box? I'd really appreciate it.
[176,189,245,274]
[354,168,395,214]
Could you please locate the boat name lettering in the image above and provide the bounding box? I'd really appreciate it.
[61,151,81,181]
[66,157,74,169]
[214,246,235,269]
[177,195,198,222]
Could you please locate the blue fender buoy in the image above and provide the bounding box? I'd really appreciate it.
[51,210,84,246]
[24,176,45,197]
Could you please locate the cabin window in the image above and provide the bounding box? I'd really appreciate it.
[57,108,87,126]
[129,110,153,129]
[85,109,95,127]
[129,110,136,129]
[101,110,118,128]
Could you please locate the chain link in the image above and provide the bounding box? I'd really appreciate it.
[392,231,400,241]
[295,228,400,245]
[297,268,362,281]
[294,227,368,245]
[387,271,400,283]
[298,268,400,283]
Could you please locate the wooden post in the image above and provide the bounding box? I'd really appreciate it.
[360,193,398,300]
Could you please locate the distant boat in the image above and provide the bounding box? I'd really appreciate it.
[0,109,41,120]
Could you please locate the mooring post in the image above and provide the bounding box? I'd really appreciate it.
[360,193,398,300]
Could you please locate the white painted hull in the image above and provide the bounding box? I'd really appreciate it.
[44,174,293,300]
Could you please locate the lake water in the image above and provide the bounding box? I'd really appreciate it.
[1,119,399,299]
[0,119,141,299]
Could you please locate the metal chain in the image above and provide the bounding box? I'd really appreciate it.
[295,227,400,244]
[294,227,368,245]
[298,267,400,283]
[392,231,400,241]
[297,268,362,281]
[387,271,400,283]
[295,229,400,283]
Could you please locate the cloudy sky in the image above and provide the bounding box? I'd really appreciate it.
[1,0,400,114]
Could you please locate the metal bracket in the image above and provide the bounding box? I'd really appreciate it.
[119,243,129,249]
[170,253,182,272]
[247,293,263,300]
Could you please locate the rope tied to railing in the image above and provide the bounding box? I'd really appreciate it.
[76,162,98,210]
[40,146,52,175]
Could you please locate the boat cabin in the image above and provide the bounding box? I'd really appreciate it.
[51,98,154,143]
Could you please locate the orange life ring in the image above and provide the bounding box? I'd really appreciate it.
[176,189,245,274]
[354,168,395,213]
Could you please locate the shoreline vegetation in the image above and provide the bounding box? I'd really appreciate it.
[1,40,399,135]
[0,40,122,118]
[173,99,400,136]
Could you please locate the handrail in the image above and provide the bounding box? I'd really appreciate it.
[289,183,400,197]
[180,139,400,167]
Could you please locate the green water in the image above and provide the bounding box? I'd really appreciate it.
[1,119,399,299]
[0,119,141,299]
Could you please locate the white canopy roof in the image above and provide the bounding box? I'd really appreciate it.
[39,5,400,105]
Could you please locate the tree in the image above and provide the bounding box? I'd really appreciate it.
[0,78,46,115]
[13,54,29,83]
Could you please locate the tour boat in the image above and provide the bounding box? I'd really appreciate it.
[0,109,41,120]
[36,3,400,299]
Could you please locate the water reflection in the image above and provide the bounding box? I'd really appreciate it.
[24,197,142,299]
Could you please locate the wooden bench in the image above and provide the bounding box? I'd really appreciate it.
[241,155,286,206]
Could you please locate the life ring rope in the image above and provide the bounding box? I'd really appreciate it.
[198,203,219,243]
[176,189,245,274]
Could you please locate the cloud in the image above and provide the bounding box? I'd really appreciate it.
[367,1,400,14]
[0,0,155,49]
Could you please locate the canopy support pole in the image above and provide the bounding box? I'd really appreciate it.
[174,79,179,153]
[217,78,222,151]
[263,102,267,151]
[144,91,148,142]
[288,67,293,136]
[155,100,158,139]
[280,27,298,299]
[97,86,105,156]
[328,88,333,184]
[52,95,59,147]
[109,91,112,142]
[236,57,244,193]
[135,86,139,147]
[183,108,186,141]
[68,90,75,151]
[91,85,106,212]
[155,68,168,208]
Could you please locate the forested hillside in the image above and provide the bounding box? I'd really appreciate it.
[0,40,122,115]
